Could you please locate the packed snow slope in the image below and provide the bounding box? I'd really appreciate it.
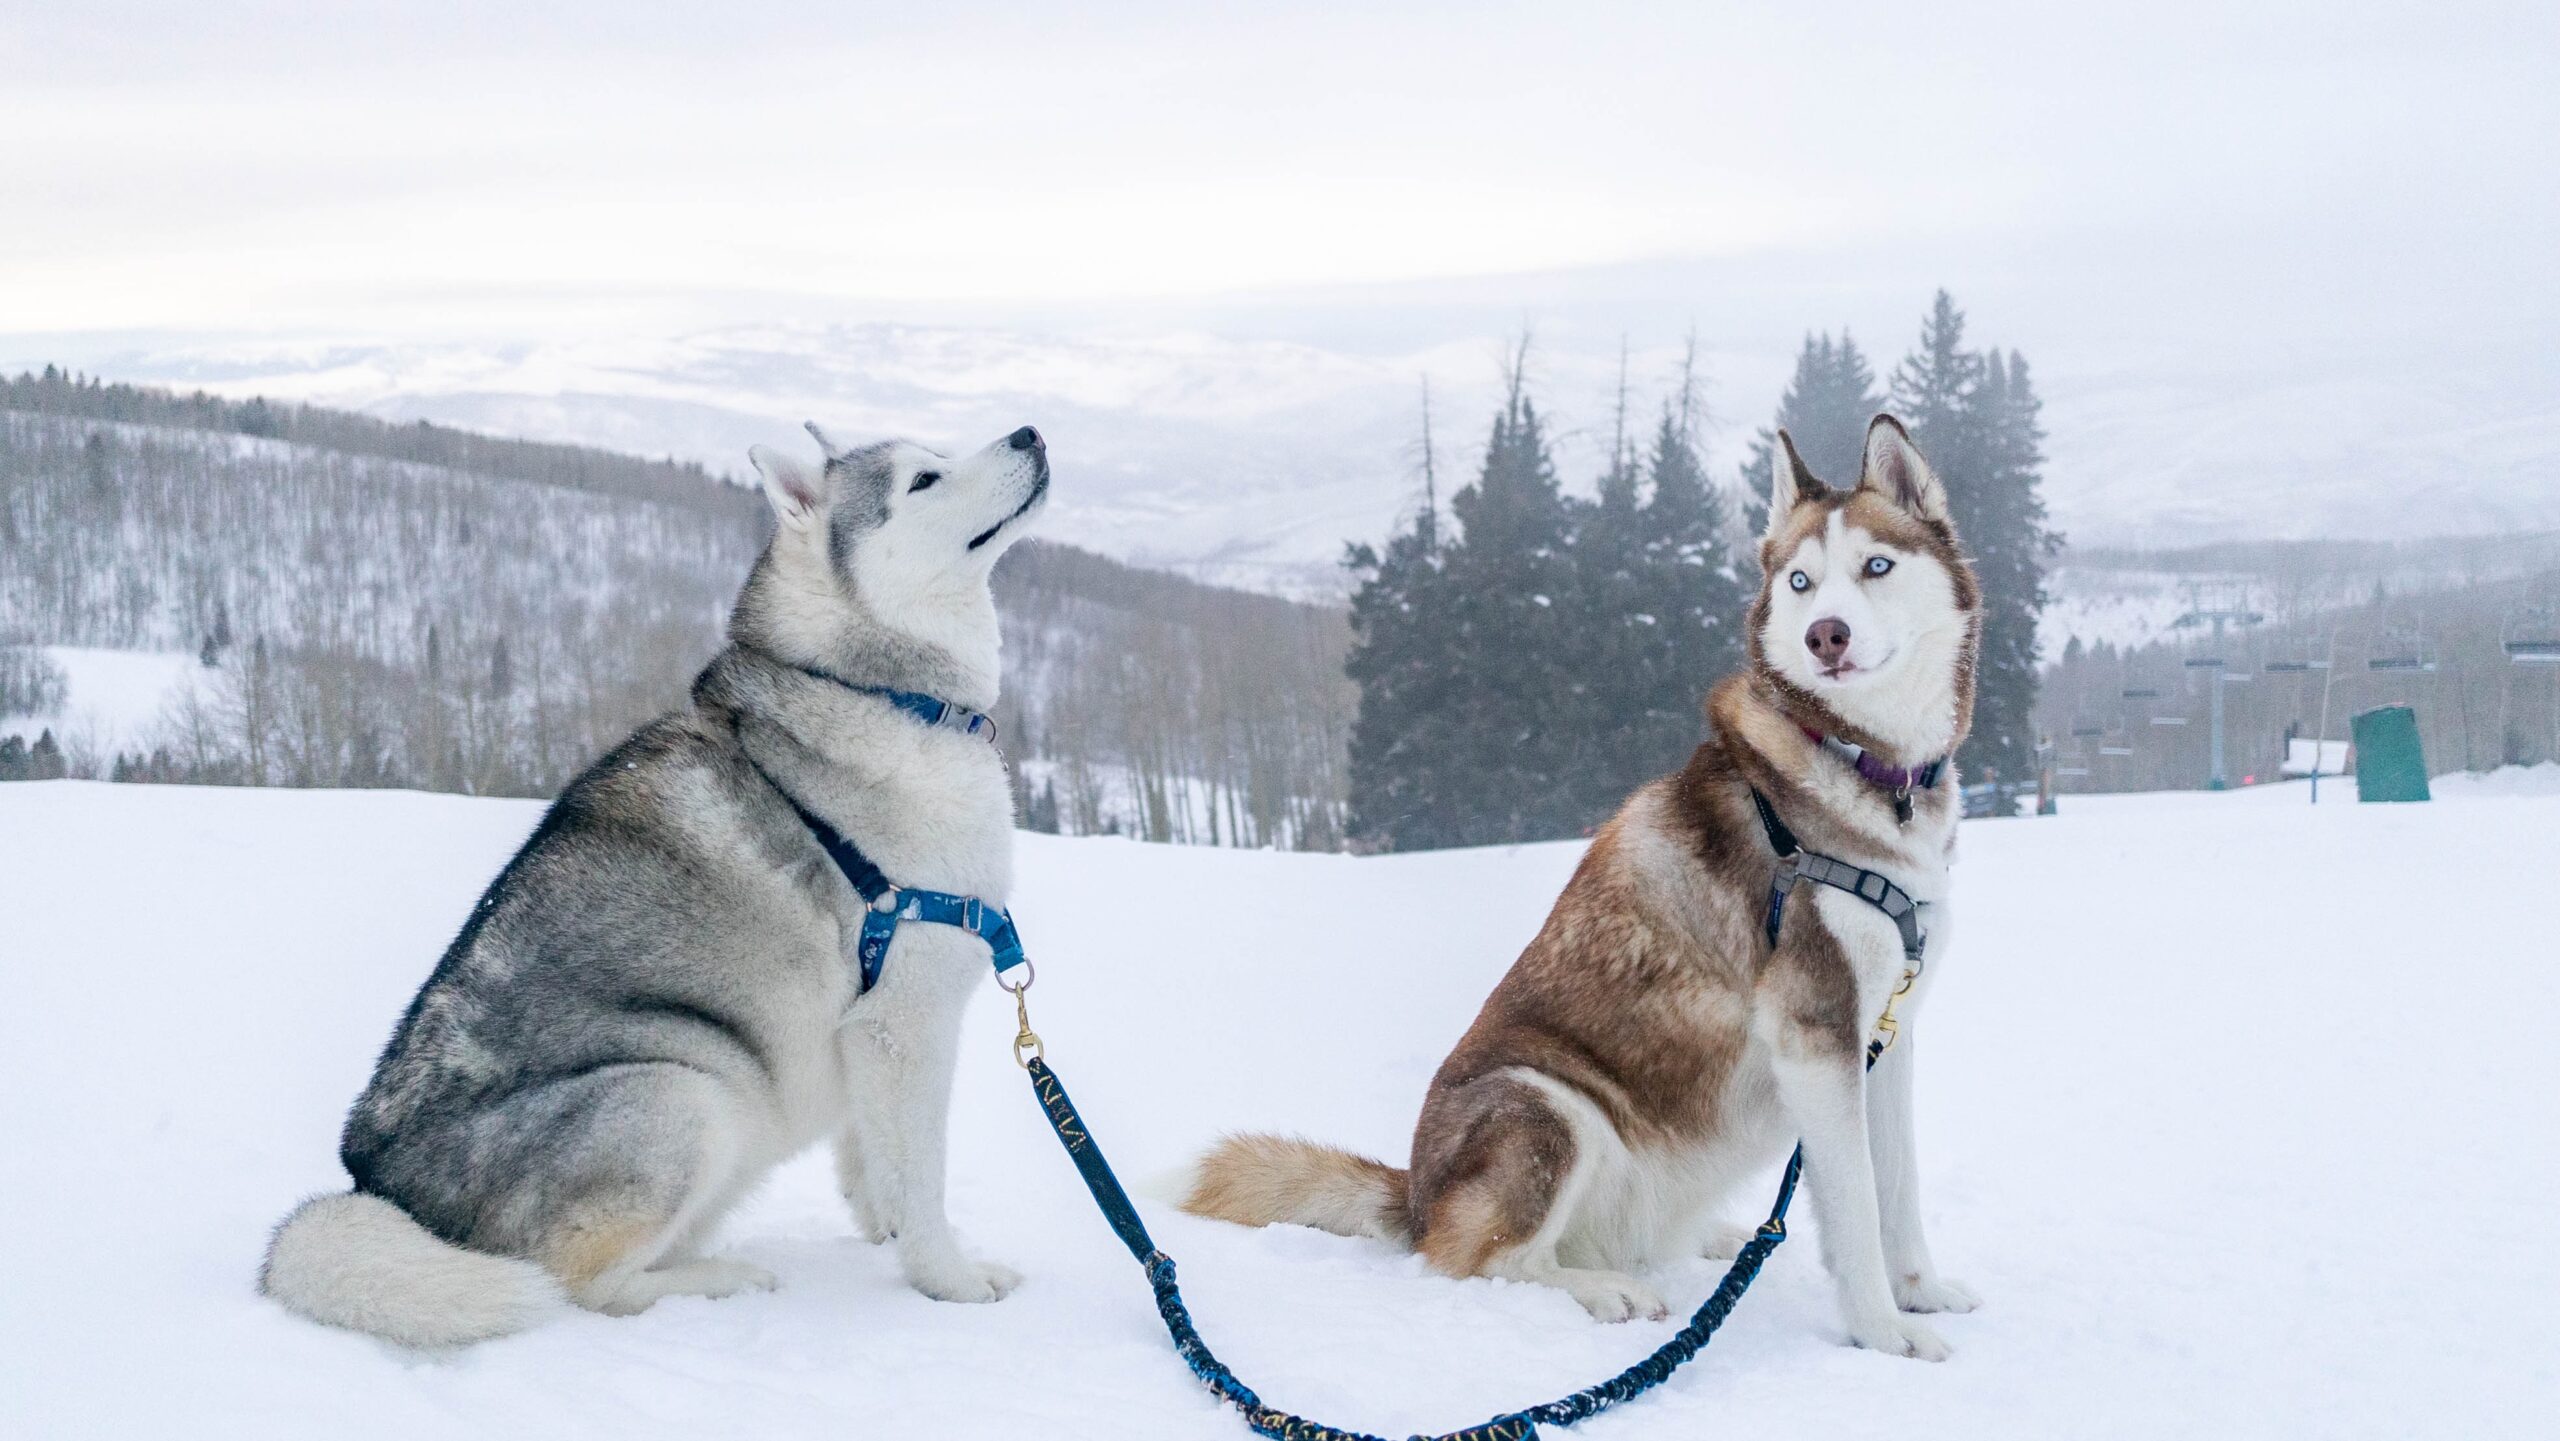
[4,779,2554,1439]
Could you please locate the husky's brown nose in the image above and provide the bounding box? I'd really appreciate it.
[1805,617,1852,665]
[1008,425,1044,452]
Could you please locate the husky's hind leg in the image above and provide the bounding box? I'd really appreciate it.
[515,1063,771,1316]
[1413,1071,1665,1323]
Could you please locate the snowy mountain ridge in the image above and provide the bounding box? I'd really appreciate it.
[30,314,2560,600]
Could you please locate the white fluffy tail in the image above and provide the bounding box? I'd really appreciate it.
[1178,1134,1412,1245]
[260,1192,564,1347]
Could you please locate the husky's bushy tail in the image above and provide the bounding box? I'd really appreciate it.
[1179,1134,1413,1245]
[260,1192,563,1347]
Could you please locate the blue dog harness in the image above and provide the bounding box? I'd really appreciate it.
[750,675,1024,994]
[791,664,1001,745]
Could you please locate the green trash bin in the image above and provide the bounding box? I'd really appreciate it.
[2351,704,2430,803]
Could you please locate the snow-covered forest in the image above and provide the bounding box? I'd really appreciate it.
[0,370,1352,844]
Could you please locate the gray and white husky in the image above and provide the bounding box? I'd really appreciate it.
[261,422,1051,1346]
[1184,416,1982,1359]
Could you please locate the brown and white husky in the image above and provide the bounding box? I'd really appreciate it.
[1181,414,1983,1360]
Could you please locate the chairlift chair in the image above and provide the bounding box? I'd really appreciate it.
[2504,604,2560,665]
[2368,627,2437,673]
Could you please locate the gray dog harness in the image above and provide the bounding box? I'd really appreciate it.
[1750,787,1928,966]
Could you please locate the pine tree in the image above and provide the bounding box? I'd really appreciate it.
[1564,353,1656,824]
[29,728,66,780]
[1888,292,2061,782]
[1344,405,1462,849]
[1739,332,1885,536]
[1347,339,1582,849]
[1624,396,1748,774]
[1435,344,1584,843]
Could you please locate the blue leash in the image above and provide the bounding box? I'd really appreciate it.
[1021,1051,1822,1441]
[999,784,1906,1439]
[754,683,1887,1440]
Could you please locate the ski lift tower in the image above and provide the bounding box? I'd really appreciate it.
[2267,641,2337,801]
[2172,589,2266,790]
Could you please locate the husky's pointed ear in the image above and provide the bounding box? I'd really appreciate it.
[749,443,824,531]
[803,420,851,459]
[1763,429,1826,543]
[1857,414,1949,524]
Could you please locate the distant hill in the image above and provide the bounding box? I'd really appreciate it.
[0,369,1350,846]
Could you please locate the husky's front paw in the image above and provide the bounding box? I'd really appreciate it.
[1895,1272,1981,1314]
[908,1256,1022,1304]
[1848,1312,1951,1361]
[1563,1271,1669,1324]
[685,1257,780,1298]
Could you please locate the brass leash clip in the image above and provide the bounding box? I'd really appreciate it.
[1871,966,1918,1055]
[998,959,1043,1068]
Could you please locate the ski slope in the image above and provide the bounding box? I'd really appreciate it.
[3,778,2555,1439]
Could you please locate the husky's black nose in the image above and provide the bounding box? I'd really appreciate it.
[1007,426,1044,452]
[1806,617,1852,664]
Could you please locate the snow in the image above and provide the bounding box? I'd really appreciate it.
[0,647,203,754]
[2428,761,2560,799]
[4,780,2555,1439]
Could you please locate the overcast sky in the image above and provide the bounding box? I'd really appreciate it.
[7,1,2552,342]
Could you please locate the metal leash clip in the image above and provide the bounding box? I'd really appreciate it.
[1870,966,1919,1055]
[998,959,1042,1068]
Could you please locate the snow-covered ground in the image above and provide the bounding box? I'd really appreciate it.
[4,779,2555,1439]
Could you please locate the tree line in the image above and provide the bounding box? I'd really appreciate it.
[1344,293,2061,851]
[0,377,1351,844]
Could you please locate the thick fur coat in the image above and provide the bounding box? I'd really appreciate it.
[260,423,1050,1346]
[1184,416,1985,1359]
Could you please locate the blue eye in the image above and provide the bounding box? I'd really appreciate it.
[1864,555,1894,577]
[909,470,941,493]
[1789,570,1811,592]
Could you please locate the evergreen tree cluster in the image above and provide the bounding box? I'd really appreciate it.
[1736,332,1885,541]
[1345,343,1749,850]
[1880,292,2061,782]
[0,728,68,781]
[1739,294,2059,781]
[1345,295,2061,849]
